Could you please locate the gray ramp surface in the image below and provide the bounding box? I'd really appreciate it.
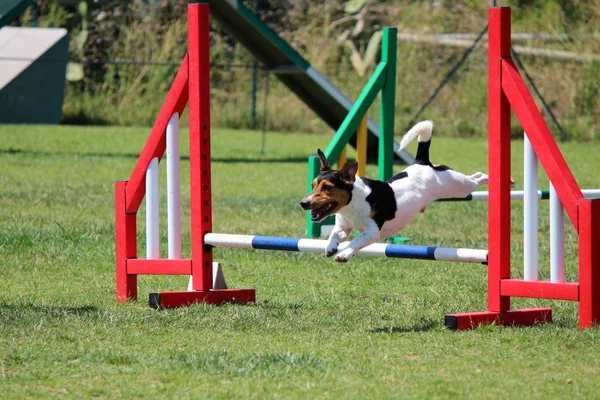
[0,27,69,123]
[207,0,413,164]
[0,0,31,29]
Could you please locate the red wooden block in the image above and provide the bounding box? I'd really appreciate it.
[116,181,138,302]
[487,7,512,313]
[500,279,579,301]
[579,199,600,328]
[127,259,192,275]
[125,56,189,214]
[501,58,582,229]
[188,4,214,291]
[445,308,552,330]
[149,289,256,309]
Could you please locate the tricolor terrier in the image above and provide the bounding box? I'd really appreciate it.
[300,120,490,263]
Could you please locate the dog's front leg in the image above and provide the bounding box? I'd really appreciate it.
[325,223,351,257]
[334,222,380,263]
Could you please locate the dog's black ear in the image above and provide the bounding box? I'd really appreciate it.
[340,162,358,182]
[317,149,331,171]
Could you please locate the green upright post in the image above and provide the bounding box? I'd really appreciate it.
[379,27,397,182]
[305,26,398,237]
[324,63,387,162]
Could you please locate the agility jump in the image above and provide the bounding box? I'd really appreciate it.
[115,4,600,329]
[445,7,600,330]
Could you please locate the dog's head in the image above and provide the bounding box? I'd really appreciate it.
[300,149,357,222]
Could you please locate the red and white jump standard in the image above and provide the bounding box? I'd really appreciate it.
[115,3,255,308]
[444,7,600,329]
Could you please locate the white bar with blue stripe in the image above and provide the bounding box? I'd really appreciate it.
[204,233,487,264]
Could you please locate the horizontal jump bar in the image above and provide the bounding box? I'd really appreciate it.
[437,189,600,202]
[204,233,488,264]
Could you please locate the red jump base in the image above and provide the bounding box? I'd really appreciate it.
[149,289,256,309]
[444,308,552,330]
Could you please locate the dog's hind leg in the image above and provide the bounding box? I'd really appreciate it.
[436,170,489,199]
[470,171,489,185]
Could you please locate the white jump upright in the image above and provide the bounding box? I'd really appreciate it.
[146,157,160,259]
[145,113,183,261]
[166,113,182,260]
[550,183,565,283]
[523,134,538,281]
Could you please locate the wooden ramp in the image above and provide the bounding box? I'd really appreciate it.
[206,0,414,164]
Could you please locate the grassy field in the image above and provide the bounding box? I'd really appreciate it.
[1,124,599,398]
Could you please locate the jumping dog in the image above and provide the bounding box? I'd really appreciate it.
[300,120,490,262]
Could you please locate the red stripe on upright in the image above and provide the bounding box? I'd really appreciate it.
[501,58,582,229]
[125,57,189,214]
[116,181,137,301]
[579,199,600,328]
[188,4,213,291]
[488,7,512,313]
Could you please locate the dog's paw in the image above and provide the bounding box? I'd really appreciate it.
[325,247,338,257]
[334,248,355,263]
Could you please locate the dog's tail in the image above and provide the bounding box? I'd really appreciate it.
[399,120,433,165]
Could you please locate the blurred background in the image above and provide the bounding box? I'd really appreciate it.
[2,0,599,141]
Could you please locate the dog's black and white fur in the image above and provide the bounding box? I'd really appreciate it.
[300,120,489,262]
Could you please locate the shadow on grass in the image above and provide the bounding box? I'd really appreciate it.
[0,148,307,164]
[0,302,99,319]
[369,319,438,334]
[256,300,304,310]
[61,112,111,126]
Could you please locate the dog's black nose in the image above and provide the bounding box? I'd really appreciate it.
[300,199,310,210]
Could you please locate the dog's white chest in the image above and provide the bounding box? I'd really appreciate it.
[336,198,373,232]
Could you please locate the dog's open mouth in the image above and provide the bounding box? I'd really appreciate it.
[310,202,337,222]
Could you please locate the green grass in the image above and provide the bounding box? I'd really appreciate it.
[1,124,600,398]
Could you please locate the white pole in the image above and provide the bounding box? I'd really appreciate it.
[454,189,600,201]
[583,189,600,199]
[203,233,489,264]
[523,134,538,281]
[550,183,565,283]
[146,157,160,259]
[166,113,181,260]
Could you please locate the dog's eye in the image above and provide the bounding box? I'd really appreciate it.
[322,185,332,191]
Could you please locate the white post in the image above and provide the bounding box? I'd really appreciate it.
[146,157,160,259]
[166,113,182,260]
[523,134,538,281]
[550,183,565,283]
